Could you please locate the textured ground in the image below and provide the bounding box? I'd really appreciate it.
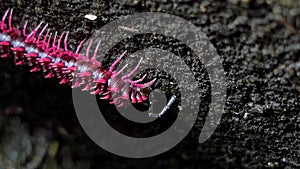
[0,0,299,169]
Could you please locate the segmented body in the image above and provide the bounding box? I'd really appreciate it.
[0,9,156,107]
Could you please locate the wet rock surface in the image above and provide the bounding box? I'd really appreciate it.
[0,0,299,169]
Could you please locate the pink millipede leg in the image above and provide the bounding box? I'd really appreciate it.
[86,39,93,59]
[133,74,147,83]
[126,74,147,84]
[37,23,48,44]
[42,29,50,49]
[122,58,143,80]
[136,92,143,103]
[130,92,137,103]
[1,9,9,30]
[90,88,102,95]
[46,32,52,52]
[52,31,57,48]
[121,91,130,100]
[64,31,69,51]
[100,94,111,100]
[117,102,125,107]
[113,64,128,77]
[109,51,126,72]
[22,21,28,36]
[71,81,81,88]
[57,31,65,50]
[27,21,43,40]
[92,41,101,60]
[75,39,86,54]
[109,99,118,104]
[8,9,13,30]
[133,78,156,88]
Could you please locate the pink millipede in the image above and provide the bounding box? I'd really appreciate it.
[0,9,156,107]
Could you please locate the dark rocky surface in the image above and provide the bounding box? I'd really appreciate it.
[0,0,299,169]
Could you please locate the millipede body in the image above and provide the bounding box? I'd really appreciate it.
[0,9,156,107]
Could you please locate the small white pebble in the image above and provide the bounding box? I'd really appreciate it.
[84,14,97,21]
[178,105,183,111]
[267,162,275,168]
[243,112,249,119]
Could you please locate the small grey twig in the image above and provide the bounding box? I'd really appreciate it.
[149,95,176,117]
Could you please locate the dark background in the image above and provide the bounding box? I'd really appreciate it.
[0,0,299,169]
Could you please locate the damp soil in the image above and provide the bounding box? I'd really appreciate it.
[0,0,299,169]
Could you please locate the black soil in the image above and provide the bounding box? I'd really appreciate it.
[0,0,299,169]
